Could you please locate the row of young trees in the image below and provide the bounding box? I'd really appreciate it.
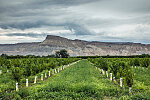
[88,58,150,87]
[128,58,150,68]
[0,57,80,82]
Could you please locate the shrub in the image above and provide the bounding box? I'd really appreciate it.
[11,66,23,82]
[140,58,149,68]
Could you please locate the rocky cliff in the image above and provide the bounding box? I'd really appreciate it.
[0,35,150,56]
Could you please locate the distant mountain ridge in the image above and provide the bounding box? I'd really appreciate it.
[0,35,150,56]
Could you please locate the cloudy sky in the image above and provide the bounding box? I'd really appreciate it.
[0,0,150,44]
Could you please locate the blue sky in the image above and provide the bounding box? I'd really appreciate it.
[0,0,150,44]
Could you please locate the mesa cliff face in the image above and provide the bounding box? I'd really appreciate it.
[40,35,87,48]
[0,35,150,56]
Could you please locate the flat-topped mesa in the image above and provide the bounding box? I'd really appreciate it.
[40,35,69,47]
[40,35,87,48]
[45,35,68,40]
[40,35,150,48]
[40,35,76,47]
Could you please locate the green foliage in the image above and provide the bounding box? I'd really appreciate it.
[109,61,120,77]
[55,49,69,58]
[124,69,133,87]
[18,88,30,98]
[11,66,23,82]
[0,57,80,99]
[20,60,128,99]
[0,72,16,98]
[134,58,140,66]
[89,58,134,87]
[0,57,150,99]
[88,58,108,71]
[131,66,150,99]
[98,58,108,71]
[140,58,150,68]
[131,93,150,100]
[0,54,8,59]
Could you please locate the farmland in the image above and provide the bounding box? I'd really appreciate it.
[0,57,150,99]
[0,57,80,99]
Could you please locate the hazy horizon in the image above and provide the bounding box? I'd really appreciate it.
[0,0,150,44]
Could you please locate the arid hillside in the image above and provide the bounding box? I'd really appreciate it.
[0,35,150,56]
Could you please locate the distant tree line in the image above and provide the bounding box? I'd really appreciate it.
[74,54,150,59]
[0,49,70,59]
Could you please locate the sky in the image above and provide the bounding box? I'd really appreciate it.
[0,0,150,44]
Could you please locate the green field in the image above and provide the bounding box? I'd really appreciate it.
[0,58,150,100]
[131,67,150,99]
[12,60,129,99]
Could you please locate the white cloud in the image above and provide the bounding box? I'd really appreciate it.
[0,0,150,44]
[0,36,42,44]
